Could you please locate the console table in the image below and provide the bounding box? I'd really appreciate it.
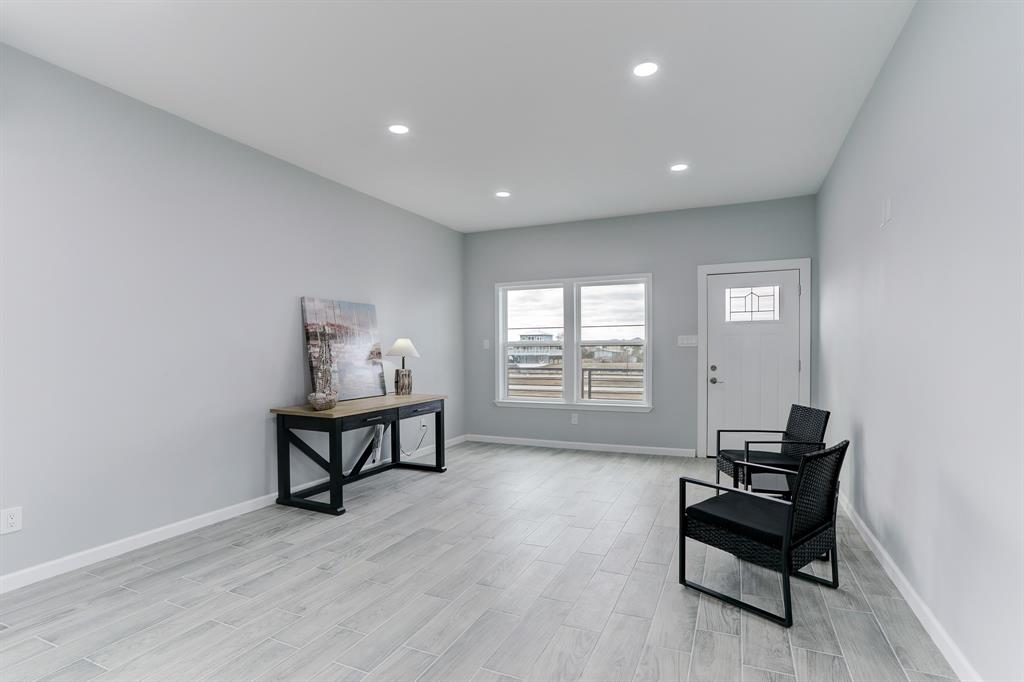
[270,393,446,515]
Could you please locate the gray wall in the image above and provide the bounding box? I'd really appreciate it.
[463,196,816,450]
[815,2,1023,679]
[0,46,465,575]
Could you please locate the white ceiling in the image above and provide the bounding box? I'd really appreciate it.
[1,1,913,232]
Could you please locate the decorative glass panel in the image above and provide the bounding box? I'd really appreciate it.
[725,286,780,322]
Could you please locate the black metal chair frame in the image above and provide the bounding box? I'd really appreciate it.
[680,451,844,627]
[715,405,831,493]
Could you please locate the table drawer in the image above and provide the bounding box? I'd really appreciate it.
[342,408,397,431]
[399,400,443,419]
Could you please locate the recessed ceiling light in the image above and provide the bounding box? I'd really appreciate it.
[388,124,410,135]
[670,163,689,172]
[495,191,511,198]
[633,62,659,77]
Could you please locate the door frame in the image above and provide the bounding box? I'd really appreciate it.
[696,258,811,457]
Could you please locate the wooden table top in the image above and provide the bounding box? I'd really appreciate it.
[270,393,446,419]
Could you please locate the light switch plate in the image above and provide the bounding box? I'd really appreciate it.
[483,339,490,350]
[677,335,698,347]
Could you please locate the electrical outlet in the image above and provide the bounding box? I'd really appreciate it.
[570,413,579,425]
[1,507,22,535]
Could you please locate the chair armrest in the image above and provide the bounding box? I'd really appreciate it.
[716,429,785,456]
[743,440,825,458]
[679,476,792,505]
[732,461,799,476]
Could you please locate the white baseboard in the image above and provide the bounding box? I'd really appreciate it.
[839,494,981,682]
[0,435,468,594]
[463,433,695,458]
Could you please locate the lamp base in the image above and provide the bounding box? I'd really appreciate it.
[394,369,413,395]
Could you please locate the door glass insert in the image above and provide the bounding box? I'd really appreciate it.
[725,286,779,322]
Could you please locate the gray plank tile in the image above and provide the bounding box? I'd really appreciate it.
[647,581,700,652]
[579,519,626,556]
[844,549,900,599]
[600,532,646,575]
[477,544,543,589]
[525,626,599,682]
[740,597,794,676]
[418,609,520,682]
[0,636,56,671]
[742,666,796,682]
[207,637,297,681]
[425,550,503,600]
[829,608,908,682]
[363,647,437,682]
[614,562,666,619]
[406,584,501,655]
[337,593,449,672]
[791,648,853,682]
[789,580,842,655]
[86,591,245,670]
[578,612,650,682]
[312,663,367,682]
[633,645,688,682]
[564,570,629,632]
[867,595,956,678]
[484,597,572,677]
[37,658,105,682]
[538,526,592,564]
[542,552,603,603]
[639,526,677,566]
[688,630,740,682]
[490,560,562,617]
[258,626,364,681]
[159,608,300,680]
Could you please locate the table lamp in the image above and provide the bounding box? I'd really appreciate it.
[385,338,420,395]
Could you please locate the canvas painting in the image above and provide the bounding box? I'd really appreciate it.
[301,297,386,401]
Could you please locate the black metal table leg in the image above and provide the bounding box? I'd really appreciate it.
[391,416,401,464]
[328,421,345,514]
[434,403,446,471]
[276,415,291,505]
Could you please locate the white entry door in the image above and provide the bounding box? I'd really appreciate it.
[705,268,803,453]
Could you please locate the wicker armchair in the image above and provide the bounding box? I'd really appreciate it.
[715,404,830,490]
[680,440,849,626]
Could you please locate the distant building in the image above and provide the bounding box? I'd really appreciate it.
[508,333,563,368]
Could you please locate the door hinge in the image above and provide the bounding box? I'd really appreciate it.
[799,360,802,372]
[799,283,803,296]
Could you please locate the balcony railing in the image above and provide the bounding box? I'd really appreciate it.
[505,365,644,401]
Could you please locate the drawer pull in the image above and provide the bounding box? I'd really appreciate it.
[364,416,383,423]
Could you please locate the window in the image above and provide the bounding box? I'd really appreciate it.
[503,286,565,400]
[725,286,779,322]
[497,275,651,410]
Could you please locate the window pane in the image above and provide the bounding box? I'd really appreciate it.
[725,285,779,322]
[580,344,645,401]
[505,286,564,399]
[580,282,646,341]
[508,287,563,334]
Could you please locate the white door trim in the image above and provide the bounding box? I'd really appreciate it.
[696,258,811,457]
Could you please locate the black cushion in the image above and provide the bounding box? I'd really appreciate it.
[686,492,790,547]
[719,449,799,470]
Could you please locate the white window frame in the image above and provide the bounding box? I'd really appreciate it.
[495,273,652,412]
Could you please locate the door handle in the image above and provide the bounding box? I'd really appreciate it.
[709,377,723,384]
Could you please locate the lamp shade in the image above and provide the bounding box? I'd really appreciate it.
[386,338,420,358]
